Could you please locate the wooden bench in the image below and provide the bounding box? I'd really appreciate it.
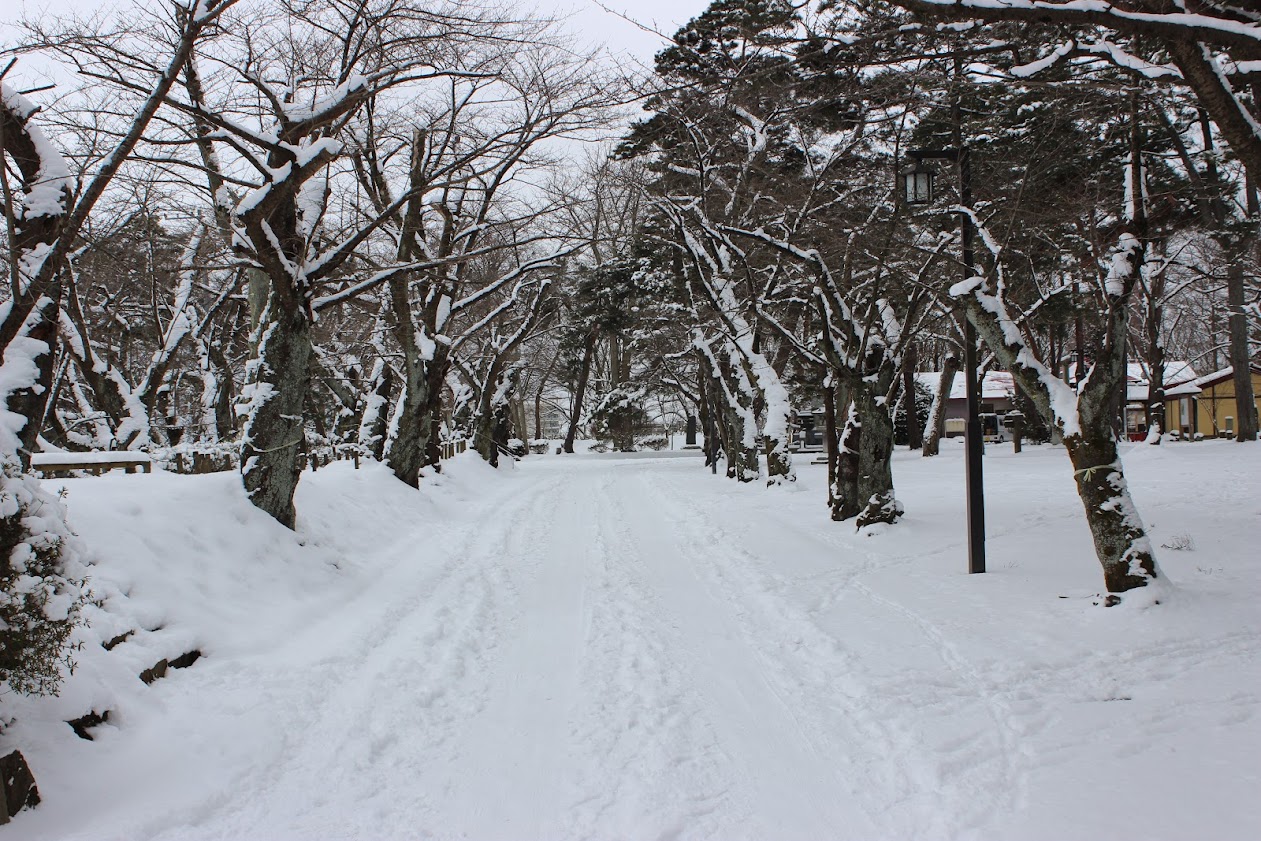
[31,452,152,476]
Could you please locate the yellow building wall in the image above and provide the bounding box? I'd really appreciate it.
[1196,371,1261,436]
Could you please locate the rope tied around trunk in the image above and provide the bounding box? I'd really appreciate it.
[245,437,304,454]
[1073,464,1116,481]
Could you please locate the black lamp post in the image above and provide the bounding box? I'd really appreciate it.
[901,146,987,575]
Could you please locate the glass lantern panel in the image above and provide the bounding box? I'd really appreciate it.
[903,170,934,204]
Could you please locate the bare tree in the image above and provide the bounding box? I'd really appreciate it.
[166,0,524,524]
[346,35,611,484]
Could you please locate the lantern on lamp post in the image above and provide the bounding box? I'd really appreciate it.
[901,160,936,205]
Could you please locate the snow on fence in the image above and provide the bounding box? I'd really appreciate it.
[35,437,471,478]
[31,451,152,476]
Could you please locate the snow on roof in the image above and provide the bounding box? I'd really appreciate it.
[915,371,1017,400]
[1196,366,1235,386]
[1191,365,1261,388]
[1066,360,1198,386]
[1165,381,1202,398]
[905,361,1211,404]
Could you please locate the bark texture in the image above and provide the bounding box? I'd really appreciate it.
[1226,261,1259,441]
[1064,427,1160,599]
[922,353,959,457]
[832,400,861,522]
[563,332,596,453]
[239,296,312,529]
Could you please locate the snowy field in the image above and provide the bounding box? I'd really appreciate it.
[4,440,1260,841]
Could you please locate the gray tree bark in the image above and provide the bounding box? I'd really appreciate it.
[239,294,312,529]
[563,331,597,453]
[901,345,923,450]
[922,353,959,457]
[1227,260,1259,441]
[832,399,861,522]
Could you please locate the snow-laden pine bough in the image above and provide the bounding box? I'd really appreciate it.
[630,70,812,486]
[887,0,1261,186]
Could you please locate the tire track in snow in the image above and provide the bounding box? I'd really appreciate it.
[557,468,751,841]
[658,464,1261,840]
[429,467,604,840]
[700,477,1033,836]
[598,464,893,840]
[847,579,1029,834]
[640,465,1022,840]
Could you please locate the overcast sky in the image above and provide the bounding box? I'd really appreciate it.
[545,0,709,64]
[1,0,714,120]
[3,0,712,67]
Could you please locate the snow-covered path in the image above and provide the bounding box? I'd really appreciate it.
[221,458,897,840]
[10,445,1261,840]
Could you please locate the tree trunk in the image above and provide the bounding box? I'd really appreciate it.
[1,286,62,465]
[513,398,529,455]
[358,361,393,461]
[956,239,1162,599]
[901,345,923,449]
[698,373,717,468]
[922,353,959,457]
[1063,423,1160,600]
[200,341,236,442]
[563,332,596,453]
[853,374,902,527]
[1227,260,1258,441]
[764,431,792,482]
[832,399,861,521]
[824,381,839,512]
[239,294,312,529]
[1146,358,1166,444]
[714,349,760,482]
[474,363,519,467]
[385,357,432,487]
[421,351,450,470]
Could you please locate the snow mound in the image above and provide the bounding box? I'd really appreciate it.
[1,457,502,837]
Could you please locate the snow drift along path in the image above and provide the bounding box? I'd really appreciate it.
[8,444,1261,840]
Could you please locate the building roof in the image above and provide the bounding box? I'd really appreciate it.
[916,361,1204,405]
[1164,381,1202,398]
[915,371,1017,401]
[1192,364,1261,389]
[1067,360,1198,388]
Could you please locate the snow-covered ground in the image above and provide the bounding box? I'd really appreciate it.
[4,440,1260,840]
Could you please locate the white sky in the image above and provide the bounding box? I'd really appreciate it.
[543,0,709,64]
[0,0,711,191]
[3,0,712,69]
